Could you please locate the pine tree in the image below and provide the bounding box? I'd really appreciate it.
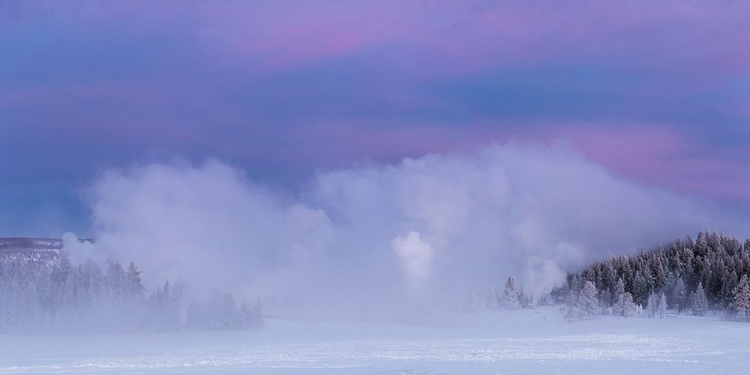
[614,278,625,298]
[578,281,598,316]
[105,261,126,298]
[126,262,144,300]
[632,271,649,306]
[658,293,667,319]
[692,282,709,316]
[732,274,750,322]
[722,271,739,311]
[79,259,104,301]
[622,292,636,318]
[520,290,536,309]
[613,278,626,316]
[599,289,612,312]
[502,276,519,309]
[647,293,659,318]
[671,278,686,312]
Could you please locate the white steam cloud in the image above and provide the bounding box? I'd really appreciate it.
[79,143,749,314]
[392,231,435,291]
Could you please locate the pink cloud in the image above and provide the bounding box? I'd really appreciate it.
[12,1,749,78]
[534,125,750,203]
[183,1,750,78]
[6,1,749,206]
[257,121,750,204]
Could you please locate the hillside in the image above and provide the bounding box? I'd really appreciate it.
[0,237,64,262]
[0,237,94,262]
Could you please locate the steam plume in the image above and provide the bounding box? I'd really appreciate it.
[79,143,749,314]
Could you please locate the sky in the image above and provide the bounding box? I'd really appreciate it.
[1,0,749,238]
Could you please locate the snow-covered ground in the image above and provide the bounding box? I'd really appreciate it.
[1,306,749,374]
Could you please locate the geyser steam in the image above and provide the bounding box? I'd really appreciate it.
[392,231,435,291]
[80,143,749,313]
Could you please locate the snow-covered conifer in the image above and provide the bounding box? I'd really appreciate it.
[658,293,667,319]
[632,271,649,306]
[126,262,144,299]
[613,278,626,316]
[578,281,598,316]
[732,275,750,321]
[671,278,686,312]
[647,293,659,318]
[692,282,709,316]
[614,277,625,297]
[519,290,536,309]
[502,276,519,309]
[622,292,636,318]
[599,289,612,310]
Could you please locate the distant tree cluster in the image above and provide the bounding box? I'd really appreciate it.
[557,231,750,321]
[469,276,544,313]
[0,252,263,334]
[186,291,263,331]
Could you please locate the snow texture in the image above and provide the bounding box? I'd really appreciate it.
[1,306,749,374]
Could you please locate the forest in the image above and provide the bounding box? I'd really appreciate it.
[0,251,263,334]
[6,230,750,335]
[556,231,750,321]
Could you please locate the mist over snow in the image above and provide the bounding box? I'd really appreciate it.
[75,143,749,317]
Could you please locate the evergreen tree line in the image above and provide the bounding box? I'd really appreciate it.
[0,251,263,334]
[556,231,750,321]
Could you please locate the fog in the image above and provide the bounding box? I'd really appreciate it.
[70,143,749,317]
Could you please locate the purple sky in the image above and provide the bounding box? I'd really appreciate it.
[1,1,749,236]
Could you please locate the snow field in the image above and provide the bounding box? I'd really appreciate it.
[1,306,749,374]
